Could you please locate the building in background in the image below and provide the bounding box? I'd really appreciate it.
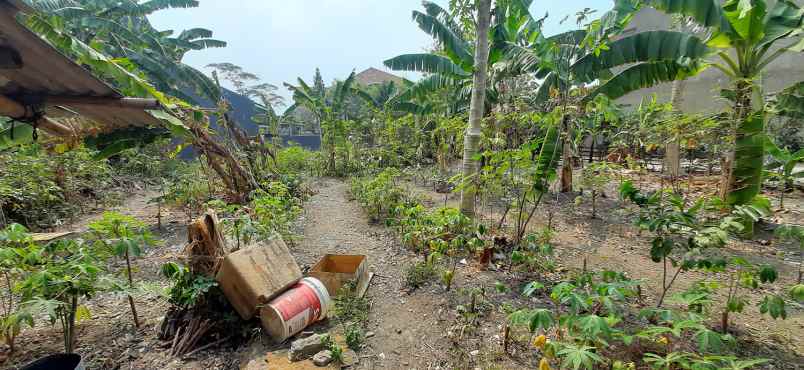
[617,4,804,114]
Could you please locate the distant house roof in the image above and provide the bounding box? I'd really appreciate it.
[354,67,404,86]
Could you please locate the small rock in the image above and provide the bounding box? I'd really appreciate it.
[365,331,375,338]
[313,350,333,366]
[341,349,359,367]
[396,328,402,334]
[289,334,328,361]
[378,352,386,360]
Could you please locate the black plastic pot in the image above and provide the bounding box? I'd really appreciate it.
[20,353,84,370]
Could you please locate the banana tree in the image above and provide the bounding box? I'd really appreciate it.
[28,0,227,103]
[764,138,804,209]
[506,0,644,192]
[578,0,804,206]
[284,71,359,172]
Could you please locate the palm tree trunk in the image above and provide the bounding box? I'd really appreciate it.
[665,79,686,179]
[459,0,492,217]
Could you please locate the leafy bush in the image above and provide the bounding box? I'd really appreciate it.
[0,224,36,354]
[508,269,769,370]
[350,168,408,222]
[392,206,484,256]
[250,181,302,241]
[160,262,218,308]
[404,260,438,289]
[344,323,364,351]
[276,146,315,175]
[161,161,213,221]
[0,145,113,229]
[17,238,114,353]
[112,138,183,179]
[88,212,155,327]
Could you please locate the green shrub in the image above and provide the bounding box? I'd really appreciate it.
[276,146,315,175]
[250,181,302,241]
[332,283,370,325]
[404,260,438,289]
[344,323,364,350]
[160,262,218,308]
[0,145,113,229]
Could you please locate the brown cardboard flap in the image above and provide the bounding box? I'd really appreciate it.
[216,237,302,320]
[308,254,368,297]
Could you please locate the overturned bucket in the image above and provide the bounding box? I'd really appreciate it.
[259,277,331,342]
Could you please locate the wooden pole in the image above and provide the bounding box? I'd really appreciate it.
[0,95,74,136]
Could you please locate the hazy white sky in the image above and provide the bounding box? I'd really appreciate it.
[148,0,612,105]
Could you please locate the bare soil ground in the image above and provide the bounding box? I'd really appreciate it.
[5,175,803,370]
[403,173,804,368]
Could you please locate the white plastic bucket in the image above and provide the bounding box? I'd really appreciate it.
[260,277,331,342]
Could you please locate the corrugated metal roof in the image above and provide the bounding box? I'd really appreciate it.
[0,0,165,131]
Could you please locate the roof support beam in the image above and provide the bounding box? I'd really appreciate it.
[45,96,161,110]
[0,94,75,137]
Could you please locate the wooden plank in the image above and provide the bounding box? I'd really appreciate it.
[31,231,73,242]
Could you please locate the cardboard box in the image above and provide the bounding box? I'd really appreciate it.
[308,254,369,297]
[216,237,302,320]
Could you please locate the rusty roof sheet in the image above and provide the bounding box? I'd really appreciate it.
[0,0,164,129]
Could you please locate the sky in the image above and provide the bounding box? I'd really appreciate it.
[148,0,611,107]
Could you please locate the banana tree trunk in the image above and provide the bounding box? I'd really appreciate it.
[723,81,765,206]
[665,79,686,179]
[560,115,573,193]
[459,0,492,217]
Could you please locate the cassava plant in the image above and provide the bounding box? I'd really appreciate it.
[18,239,110,353]
[619,181,753,307]
[577,161,622,219]
[774,224,803,283]
[0,224,36,355]
[89,212,155,328]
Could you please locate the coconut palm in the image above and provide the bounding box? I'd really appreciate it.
[383,0,543,116]
[458,0,492,216]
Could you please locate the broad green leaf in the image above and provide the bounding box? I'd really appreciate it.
[383,54,471,77]
[645,0,731,30]
[0,122,34,150]
[790,284,804,302]
[572,31,710,83]
[522,281,546,297]
[585,61,707,102]
[529,309,555,333]
[696,328,725,353]
[723,0,767,43]
[759,294,787,319]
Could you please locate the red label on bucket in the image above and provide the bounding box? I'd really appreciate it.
[270,282,322,322]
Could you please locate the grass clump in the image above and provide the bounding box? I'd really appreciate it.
[404,260,438,289]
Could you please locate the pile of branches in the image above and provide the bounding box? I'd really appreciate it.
[158,210,249,358]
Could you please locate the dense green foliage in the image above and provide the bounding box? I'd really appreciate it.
[0,145,113,229]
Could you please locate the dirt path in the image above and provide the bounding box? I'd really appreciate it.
[291,178,453,369]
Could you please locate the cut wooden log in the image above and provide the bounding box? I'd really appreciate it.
[185,209,228,277]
